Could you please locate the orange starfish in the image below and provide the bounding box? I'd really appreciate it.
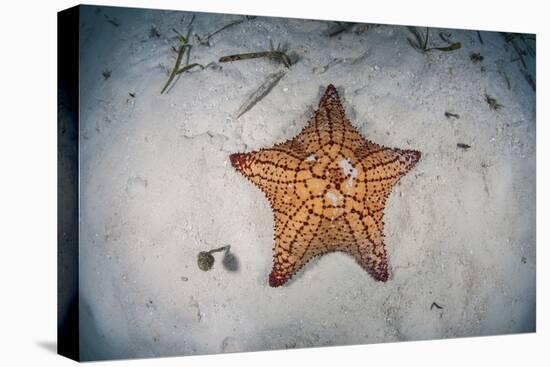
[230,84,420,287]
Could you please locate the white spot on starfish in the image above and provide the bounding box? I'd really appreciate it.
[305,154,316,162]
[326,191,342,206]
[338,158,357,188]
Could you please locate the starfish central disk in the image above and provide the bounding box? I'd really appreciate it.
[230,84,420,287]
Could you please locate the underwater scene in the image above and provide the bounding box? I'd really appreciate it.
[74,4,535,361]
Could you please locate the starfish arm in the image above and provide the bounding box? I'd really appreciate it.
[353,238,389,281]
[230,148,302,202]
[269,209,323,287]
[360,147,420,201]
[299,212,388,282]
[299,85,361,152]
[354,139,385,159]
[343,213,389,281]
[314,84,347,128]
[361,146,420,176]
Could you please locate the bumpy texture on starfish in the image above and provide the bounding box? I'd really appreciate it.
[230,84,420,287]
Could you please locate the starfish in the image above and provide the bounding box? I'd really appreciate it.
[230,84,420,287]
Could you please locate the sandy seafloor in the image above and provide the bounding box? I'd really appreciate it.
[76,5,536,361]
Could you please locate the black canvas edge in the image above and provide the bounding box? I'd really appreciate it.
[57,4,80,362]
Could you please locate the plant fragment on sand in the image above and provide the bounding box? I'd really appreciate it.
[160,42,188,94]
[407,27,461,53]
[235,69,286,118]
[477,31,484,44]
[470,52,484,63]
[485,93,503,111]
[501,32,535,92]
[104,13,120,27]
[195,17,252,46]
[326,21,356,37]
[197,245,232,271]
[219,41,292,68]
[149,25,161,38]
[160,28,204,94]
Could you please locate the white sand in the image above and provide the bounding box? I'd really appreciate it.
[77,5,535,360]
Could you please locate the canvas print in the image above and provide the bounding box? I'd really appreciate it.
[57,4,536,362]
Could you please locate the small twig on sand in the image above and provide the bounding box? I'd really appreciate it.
[175,63,205,75]
[196,18,247,46]
[149,25,161,38]
[407,27,461,53]
[444,111,460,119]
[102,69,112,80]
[439,31,452,43]
[485,93,504,111]
[522,69,536,92]
[503,33,529,69]
[477,31,484,44]
[498,70,511,90]
[104,14,120,27]
[219,51,291,68]
[219,41,292,68]
[510,39,527,68]
[470,52,484,63]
